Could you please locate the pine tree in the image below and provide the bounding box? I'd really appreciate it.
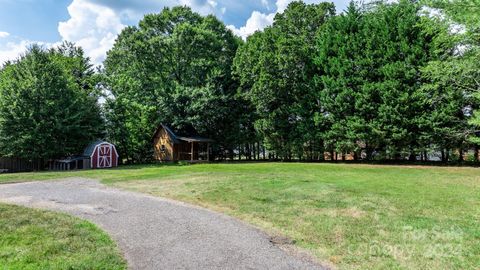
[0,45,103,160]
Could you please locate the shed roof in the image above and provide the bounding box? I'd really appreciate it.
[162,125,181,144]
[83,140,111,157]
[159,124,214,144]
[177,136,214,143]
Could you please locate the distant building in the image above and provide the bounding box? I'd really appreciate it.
[83,140,119,169]
[53,140,120,170]
[153,124,213,162]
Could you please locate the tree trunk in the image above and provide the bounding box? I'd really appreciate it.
[249,144,253,160]
[252,143,256,160]
[308,141,315,161]
[257,142,260,160]
[368,149,374,161]
[318,142,324,161]
[408,151,416,162]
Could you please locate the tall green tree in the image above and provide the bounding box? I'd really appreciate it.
[421,52,479,160]
[234,1,335,160]
[423,0,480,28]
[315,1,366,159]
[0,44,103,160]
[365,0,437,160]
[315,0,440,160]
[104,6,243,162]
[420,0,480,160]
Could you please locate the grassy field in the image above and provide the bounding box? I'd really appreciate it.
[0,162,479,269]
[0,204,126,269]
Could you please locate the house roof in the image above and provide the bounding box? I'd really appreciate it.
[83,140,113,157]
[177,136,214,143]
[161,125,181,144]
[159,124,214,144]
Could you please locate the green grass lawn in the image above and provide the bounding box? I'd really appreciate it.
[0,162,479,269]
[0,204,126,269]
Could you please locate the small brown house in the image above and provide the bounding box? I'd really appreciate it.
[153,124,213,162]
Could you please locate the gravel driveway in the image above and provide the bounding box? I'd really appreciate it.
[0,178,325,270]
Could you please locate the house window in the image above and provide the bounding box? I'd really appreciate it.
[160,145,166,153]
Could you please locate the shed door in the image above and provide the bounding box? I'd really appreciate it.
[98,145,112,168]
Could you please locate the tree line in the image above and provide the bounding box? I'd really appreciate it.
[0,0,479,163]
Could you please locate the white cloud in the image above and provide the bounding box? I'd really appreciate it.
[227,11,274,40]
[228,0,293,40]
[261,0,270,8]
[179,0,218,16]
[58,0,126,65]
[0,40,31,65]
[0,32,10,38]
[57,0,229,65]
[0,0,358,66]
[227,0,368,40]
[276,0,293,13]
[228,0,330,40]
[0,40,57,66]
[88,0,224,23]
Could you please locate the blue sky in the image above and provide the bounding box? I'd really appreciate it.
[0,0,351,65]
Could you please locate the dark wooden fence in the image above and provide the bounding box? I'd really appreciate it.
[0,157,44,173]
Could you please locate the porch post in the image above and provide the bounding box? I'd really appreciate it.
[207,143,210,161]
[191,142,194,161]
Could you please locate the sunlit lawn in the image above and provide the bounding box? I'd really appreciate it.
[0,162,479,269]
[0,204,126,269]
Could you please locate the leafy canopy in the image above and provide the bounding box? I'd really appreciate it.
[0,43,103,159]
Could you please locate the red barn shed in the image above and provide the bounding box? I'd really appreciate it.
[83,140,119,169]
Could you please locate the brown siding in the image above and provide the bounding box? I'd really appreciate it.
[176,142,210,161]
[153,127,175,161]
[175,142,199,161]
[324,152,355,161]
